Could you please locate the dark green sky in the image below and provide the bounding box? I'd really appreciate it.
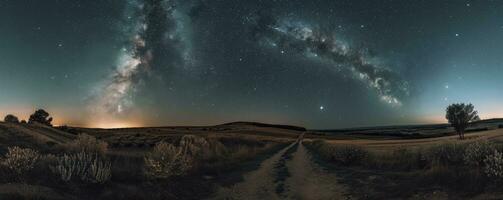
[1,0,502,128]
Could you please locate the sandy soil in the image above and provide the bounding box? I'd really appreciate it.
[209,136,349,200]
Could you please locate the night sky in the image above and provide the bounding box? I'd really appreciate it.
[1,0,502,128]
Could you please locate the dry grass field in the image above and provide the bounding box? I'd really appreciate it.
[1,120,503,199]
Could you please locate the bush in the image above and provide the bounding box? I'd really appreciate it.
[464,140,496,167]
[4,114,19,123]
[424,142,465,167]
[144,135,230,179]
[51,151,111,184]
[0,147,40,177]
[144,141,193,179]
[484,150,503,178]
[63,134,108,155]
[181,135,231,162]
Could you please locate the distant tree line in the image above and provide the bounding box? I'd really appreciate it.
[3,109,53,126]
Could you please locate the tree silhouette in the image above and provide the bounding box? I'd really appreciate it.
[4,114,19,123]
[28,109,53,126]
[446,103,480,140]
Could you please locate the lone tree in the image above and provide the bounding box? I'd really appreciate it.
[28,109,53,126]
[446,103,480,140]
[4,114,19,123]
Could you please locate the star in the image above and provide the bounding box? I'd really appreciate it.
[319,106,324,111]
[455,33,460,37]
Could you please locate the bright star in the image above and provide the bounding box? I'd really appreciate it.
[319,106,324,110]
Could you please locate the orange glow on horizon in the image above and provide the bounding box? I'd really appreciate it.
[86,121,144,129]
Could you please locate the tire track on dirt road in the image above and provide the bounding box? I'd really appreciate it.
[283,140,351,200]
[209,133,351,200]
[209,141,298,200]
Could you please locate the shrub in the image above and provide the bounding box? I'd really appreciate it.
[0,147,40,177]
[423,142,465,167]
[143,135,228,179]
[4,114,19,123]
[208,138,230,160]
[464,140,496,167]
[51,133,110,183]
[51,151,111,184]
[484,150,503,178]
[144,141,192,179]
[179,135,209,158]
[63,134,108,155]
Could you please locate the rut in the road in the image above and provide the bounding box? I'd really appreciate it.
[283,142,349,200]
[209,142,297,200]
[209,139,350,200]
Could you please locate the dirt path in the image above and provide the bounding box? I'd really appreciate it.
[209,135,349,200]
[282,141,350,200]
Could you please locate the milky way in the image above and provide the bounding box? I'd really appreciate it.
[249,14,410,106]
[90,0,187,116]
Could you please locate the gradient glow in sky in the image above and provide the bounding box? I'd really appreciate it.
[0,0,502,128]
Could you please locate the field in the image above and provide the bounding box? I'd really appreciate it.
[1,119,503,199]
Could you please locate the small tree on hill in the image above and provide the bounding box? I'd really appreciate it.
[4,114,19,123]
[28,109,53,126]
[446,103,480,140]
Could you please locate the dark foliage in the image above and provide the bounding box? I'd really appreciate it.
[445,103,479,140]
[3,114,19,123]
[28,109,53,126]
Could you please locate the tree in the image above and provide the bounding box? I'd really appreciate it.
[446,103,480,140]
[4,114,19,123]
[28,109,53,126]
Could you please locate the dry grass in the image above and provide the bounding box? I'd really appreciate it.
[62,133,108,155]
[144,141,193,179]
[0,147,40,178]
[50,151,111,183]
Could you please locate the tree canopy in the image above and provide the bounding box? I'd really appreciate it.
[445,103,479,140]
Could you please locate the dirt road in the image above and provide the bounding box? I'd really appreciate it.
[209,135,350,200]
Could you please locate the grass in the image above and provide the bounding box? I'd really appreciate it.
[2,121,503,199]
[305,138,503,198]
[0,124,291,200]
